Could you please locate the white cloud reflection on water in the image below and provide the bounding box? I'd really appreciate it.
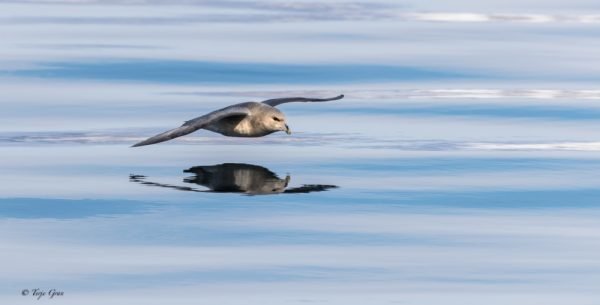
[3,1,600,80]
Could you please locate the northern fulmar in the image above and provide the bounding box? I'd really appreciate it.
[132,94,344,147]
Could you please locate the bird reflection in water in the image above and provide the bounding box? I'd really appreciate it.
[130,163,338,195]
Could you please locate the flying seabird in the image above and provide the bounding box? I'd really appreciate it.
[131,94,344,147]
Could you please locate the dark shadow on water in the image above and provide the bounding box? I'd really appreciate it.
[130,163,338,195]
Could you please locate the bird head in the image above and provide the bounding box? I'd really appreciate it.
[264,108,290,135]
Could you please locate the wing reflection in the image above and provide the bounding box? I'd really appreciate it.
[130,163,338,195]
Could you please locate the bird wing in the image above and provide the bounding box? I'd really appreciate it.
[261,94,344,107]
[131,106,251,147]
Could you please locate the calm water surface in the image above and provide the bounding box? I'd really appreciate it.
[2,1,600,304]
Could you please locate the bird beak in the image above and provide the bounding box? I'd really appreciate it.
[285,124,291,135]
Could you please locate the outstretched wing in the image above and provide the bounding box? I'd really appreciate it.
[131,106,251,147]
[261,94,344,107]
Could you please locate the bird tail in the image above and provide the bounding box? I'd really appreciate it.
[131,125,198,147]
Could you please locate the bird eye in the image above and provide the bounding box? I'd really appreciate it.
[273,117,281,122]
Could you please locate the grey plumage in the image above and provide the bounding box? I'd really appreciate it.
[261,94,344,107]
[132,94,344,147]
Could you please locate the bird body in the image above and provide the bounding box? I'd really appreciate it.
[132,94,343,147]
[201,102,284,137]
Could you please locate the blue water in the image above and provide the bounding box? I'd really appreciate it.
[7,60,475,84]
[2,1,600,305]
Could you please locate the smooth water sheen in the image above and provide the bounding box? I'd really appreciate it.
[2,1,600,304]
